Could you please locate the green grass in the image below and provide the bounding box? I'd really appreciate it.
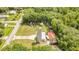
[8,22,16,25]
[16,24,48,36]
[4,27,13,36]
[16,25,39,36]
[7,23,16,27]
[32,45,55,51]
[7,13,21,21]
[12,39,33,48]
[1,39,32,51]
[1,39,60,51]
[0,19,4,23]
[7,14,16,21]
[0,40,5,50]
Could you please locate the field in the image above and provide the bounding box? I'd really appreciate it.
[13,39,33,48]
[16,24,48,36]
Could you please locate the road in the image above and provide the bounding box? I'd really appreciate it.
[1,15,23,49]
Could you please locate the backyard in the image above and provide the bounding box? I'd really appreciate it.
[16,23,48,36]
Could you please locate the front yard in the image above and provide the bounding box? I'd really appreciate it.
[1,39,33,51]
[1,39,60,51]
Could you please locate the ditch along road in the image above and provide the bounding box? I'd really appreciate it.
[0,15,23,50]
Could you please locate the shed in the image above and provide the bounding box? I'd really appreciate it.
[36,27,46,41]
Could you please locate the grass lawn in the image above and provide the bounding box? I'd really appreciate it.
[16,24,49,36]
[1,39,32,51]
[4,27,13,36]
[32,45,59,51]
[16,25,39,36]
[0,19,4,24]
[12,39,33,48]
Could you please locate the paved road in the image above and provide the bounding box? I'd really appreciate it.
[1,15,23,49]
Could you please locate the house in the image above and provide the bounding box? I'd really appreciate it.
[36,27,46,43]
[0,14,9,27]
[8,10,16,14]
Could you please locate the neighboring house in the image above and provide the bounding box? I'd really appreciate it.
[8,10,16,14]
[0,14,9,27]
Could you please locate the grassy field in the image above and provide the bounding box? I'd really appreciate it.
[12,39,33,48]
[16,24,48,36]
[4,27,13,36]
[1,39,33,51]
[16,25,39,36]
